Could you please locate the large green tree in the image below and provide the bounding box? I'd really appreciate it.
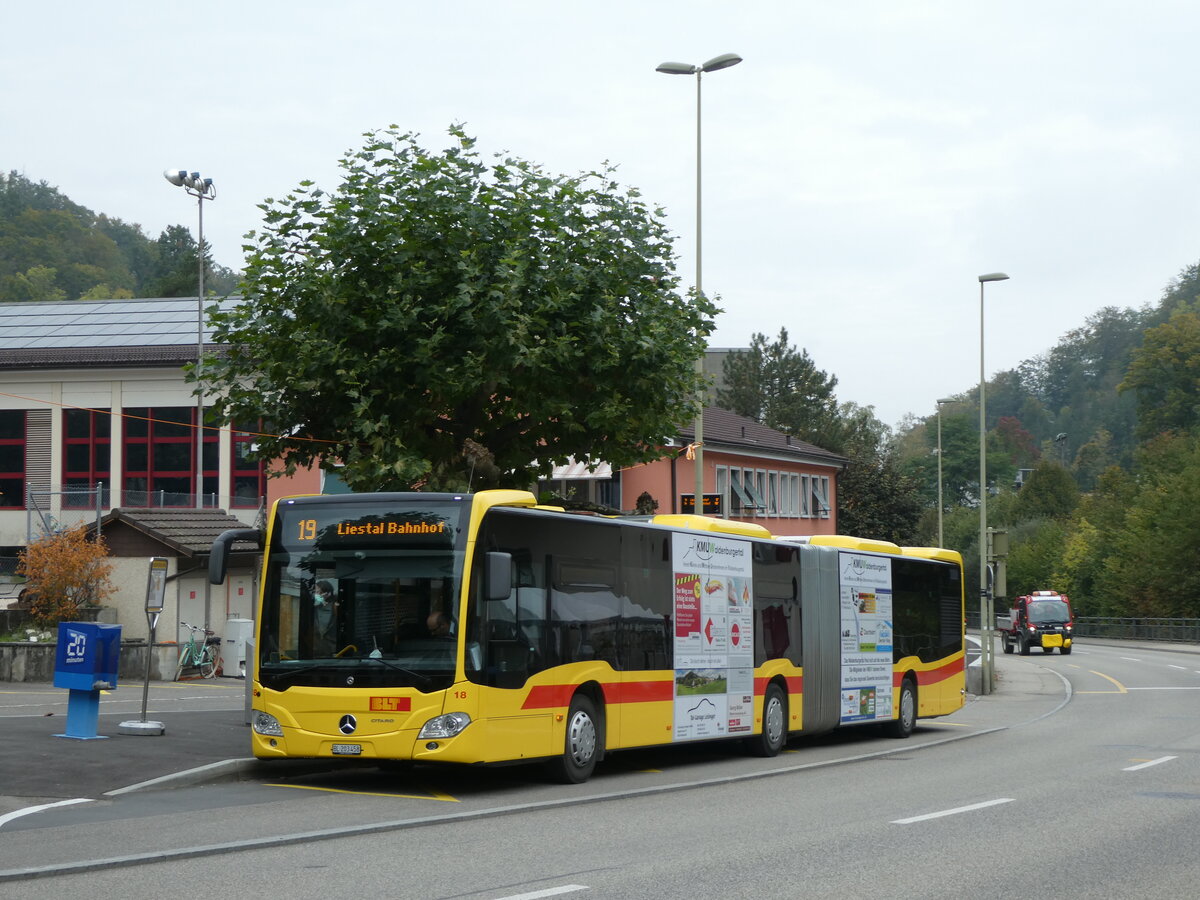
[1119,303,1200,439]
[203,126,718,491]
[718,327,840,445]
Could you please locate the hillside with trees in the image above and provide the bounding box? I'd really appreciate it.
[8,165,1200,620]
[891,261,1200,617]
[0,171,238,302]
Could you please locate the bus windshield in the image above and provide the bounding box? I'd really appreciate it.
[257,496,468,691]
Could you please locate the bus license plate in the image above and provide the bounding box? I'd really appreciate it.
[1042,634,1063,648]
[331,743,362,756]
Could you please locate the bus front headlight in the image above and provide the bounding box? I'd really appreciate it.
[418,712,472,739]
[252,711,284,736]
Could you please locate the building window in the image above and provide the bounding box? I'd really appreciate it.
[729,469,754,515]
[231,422,266,509]
[63,408,111,509]
[768,471,779,516]
[813,475,831,519]
[123,406,217,507]
[715,467,729,518]
[0,410,24,510]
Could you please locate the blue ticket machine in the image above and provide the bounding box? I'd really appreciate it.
[54,622,122,740]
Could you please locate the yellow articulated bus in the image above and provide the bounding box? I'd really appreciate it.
[209,489,965,783]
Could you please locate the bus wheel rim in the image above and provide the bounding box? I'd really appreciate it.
[766,695,784,744]
[568,711,596,765]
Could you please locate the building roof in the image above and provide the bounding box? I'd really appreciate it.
[0,297,238,370]
[677,407,848,468]
[97,508,260,557]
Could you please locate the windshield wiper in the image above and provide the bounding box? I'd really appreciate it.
[261,662,334,686]
[362,655,433,687]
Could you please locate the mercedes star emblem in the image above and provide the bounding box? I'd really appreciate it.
[339,714,357,735]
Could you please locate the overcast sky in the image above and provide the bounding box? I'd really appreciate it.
[7,1,1198,427]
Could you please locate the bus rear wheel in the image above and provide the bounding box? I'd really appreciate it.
[887,677,917,738]
[748,683,787,757]
[549,694,600,784]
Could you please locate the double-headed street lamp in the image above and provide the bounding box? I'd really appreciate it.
[656,52,742,511]
[163,169,216,509]
[978,272,1009,695]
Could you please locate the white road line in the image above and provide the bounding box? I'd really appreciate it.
[891,798,1014,825]
[0,798,92,829]
[1120,657,1141,662]
[494,886,589,900]
[1168,665,1186,670]
[1124,756,1177,771]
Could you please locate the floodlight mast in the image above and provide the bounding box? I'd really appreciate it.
[163,169,216,508]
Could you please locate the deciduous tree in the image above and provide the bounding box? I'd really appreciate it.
[16,527,115,627]
[204,126,717,490]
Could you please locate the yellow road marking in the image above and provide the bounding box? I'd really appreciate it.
[265,783,459,802]
[1077,670,1128,694]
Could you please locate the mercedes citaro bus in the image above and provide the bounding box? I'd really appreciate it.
[209,490,965,782]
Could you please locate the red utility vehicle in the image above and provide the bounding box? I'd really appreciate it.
[999,591,1074,655]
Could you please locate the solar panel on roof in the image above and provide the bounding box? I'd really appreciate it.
[1,297,240,350]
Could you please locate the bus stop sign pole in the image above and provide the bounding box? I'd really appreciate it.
[119,557,168,736]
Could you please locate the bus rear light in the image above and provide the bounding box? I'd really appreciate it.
[419,711,472,740]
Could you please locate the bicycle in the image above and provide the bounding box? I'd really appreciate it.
[175,621,221,680]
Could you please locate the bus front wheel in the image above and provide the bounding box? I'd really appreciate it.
[748,683,787,757]
[550,694,600,784]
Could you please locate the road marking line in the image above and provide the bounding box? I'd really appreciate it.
[1124,756,1177,771]
[495,886,588,900]
[1120,657,1141,662]
[1168,665,1186,670]
[265,783,458,802]
[1076,670,1128,694]
[0,798,92,829]
[1125,686,1200,691]
[891,798,1014,824]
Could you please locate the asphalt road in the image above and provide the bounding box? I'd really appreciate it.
[2,639,1197,896]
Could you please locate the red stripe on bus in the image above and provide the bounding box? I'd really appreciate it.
[521,681,674,710]
[895,656,964,687]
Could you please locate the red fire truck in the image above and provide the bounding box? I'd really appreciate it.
[999,591,1074,655]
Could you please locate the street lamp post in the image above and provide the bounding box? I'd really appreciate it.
[656,52,742,512]
[163,169,216,509]
[977,272,1009,695]
[936,397,954,548]
[1055,432,1068,466]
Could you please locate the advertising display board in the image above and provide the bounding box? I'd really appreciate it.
[838,552,894,724]
[671,532,754,741]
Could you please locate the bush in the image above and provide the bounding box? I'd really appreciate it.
[15,527,115,627]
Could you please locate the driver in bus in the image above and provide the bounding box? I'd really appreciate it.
[427,610,453,638]
[313,580,338,655]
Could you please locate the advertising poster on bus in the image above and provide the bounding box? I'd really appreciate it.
[838,551,894,724]
[671,533,754,740]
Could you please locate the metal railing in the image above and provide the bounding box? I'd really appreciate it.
[968,609,1200,644]
[1073,617,1200,644]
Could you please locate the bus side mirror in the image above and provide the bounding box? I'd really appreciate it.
[209,528,262,584]
[484,552,513,602]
